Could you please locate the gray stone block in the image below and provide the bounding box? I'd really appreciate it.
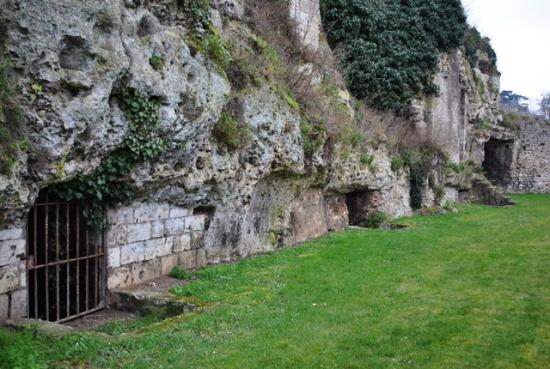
[134,203,170,223]
[177,250,197,270]
[115,224,129,246]
[196,249,207,268]
[169,206,191,218]
[165,218,185,236]
[186,215,206,231]
[107,266,132,290]
[0,239,25,267]
[127,222,151,244]
[173,233,191,252]
[10,289,27,319]
[108,247,121,269]
[143,237,173,261]
[0,265,20,294]
[120,241,145,265]
[107,206,134,225]
[190,231,204,249]
[160,254,178,275]
[151,220,166,238]
[0,293,9,321]
[131,259,162,285]
[0,228,24,241]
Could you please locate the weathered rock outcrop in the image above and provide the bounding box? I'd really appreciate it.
[0,0,512,321]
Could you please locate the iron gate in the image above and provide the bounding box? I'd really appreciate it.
[27,191,105,322]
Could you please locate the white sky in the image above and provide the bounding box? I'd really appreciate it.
[462,0,550,110]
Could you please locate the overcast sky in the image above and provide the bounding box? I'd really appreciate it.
[462,0,550,110]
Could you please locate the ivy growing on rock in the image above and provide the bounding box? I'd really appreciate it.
[53,88,169,229]
[177,0,212,29]
[320,0,467,113]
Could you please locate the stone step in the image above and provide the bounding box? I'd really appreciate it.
[108,275,201,317]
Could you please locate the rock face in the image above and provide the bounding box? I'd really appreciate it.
[0,0,522,321]
[289,0,322,52]
[412,50,500,166]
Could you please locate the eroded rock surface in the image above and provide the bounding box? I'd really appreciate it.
[0,0,518,321]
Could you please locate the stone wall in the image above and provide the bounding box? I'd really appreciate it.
[0,228,27,320]
[507,119,550,193]
[105,202,208,290]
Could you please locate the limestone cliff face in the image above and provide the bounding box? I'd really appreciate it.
[412,50,500,165]
[0,0,508,320]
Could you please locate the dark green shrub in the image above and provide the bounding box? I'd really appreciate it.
[365,210,388,229]
[320,0,467,113]
[170,266,195,280]
[391,155,404,172]
[187,32,232,73]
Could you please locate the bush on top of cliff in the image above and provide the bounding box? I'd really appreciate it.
[463,26,498,75]
[320,0,467,114]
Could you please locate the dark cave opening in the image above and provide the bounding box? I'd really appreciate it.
[483,138,515,187]
[345,190,379,226]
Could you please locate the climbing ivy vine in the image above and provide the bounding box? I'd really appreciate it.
[320,0,467,114]
[53,88,169,229]
[177,0,211,29]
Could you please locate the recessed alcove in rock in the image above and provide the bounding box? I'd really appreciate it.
[483,138,516,187]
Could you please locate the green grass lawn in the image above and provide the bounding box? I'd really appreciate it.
[1,195,549,369]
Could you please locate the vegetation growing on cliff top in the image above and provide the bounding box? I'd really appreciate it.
[320,0,467,113]
[463,26,498,75]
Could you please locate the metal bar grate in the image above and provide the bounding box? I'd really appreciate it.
[27,192,105,322]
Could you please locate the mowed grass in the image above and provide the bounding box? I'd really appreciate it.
[1,194,549,369]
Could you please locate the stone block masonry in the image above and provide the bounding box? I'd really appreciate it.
[0,227,27,321]
[507,119,550,193]
[106,202,209,290]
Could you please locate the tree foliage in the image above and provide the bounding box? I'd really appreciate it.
[320,0,467,113]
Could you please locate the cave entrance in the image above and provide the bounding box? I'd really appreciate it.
[345,190,379,226]
[26,189,105,323]
[483,138,515,187]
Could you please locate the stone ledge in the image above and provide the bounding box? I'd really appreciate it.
[108,276,201,317]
